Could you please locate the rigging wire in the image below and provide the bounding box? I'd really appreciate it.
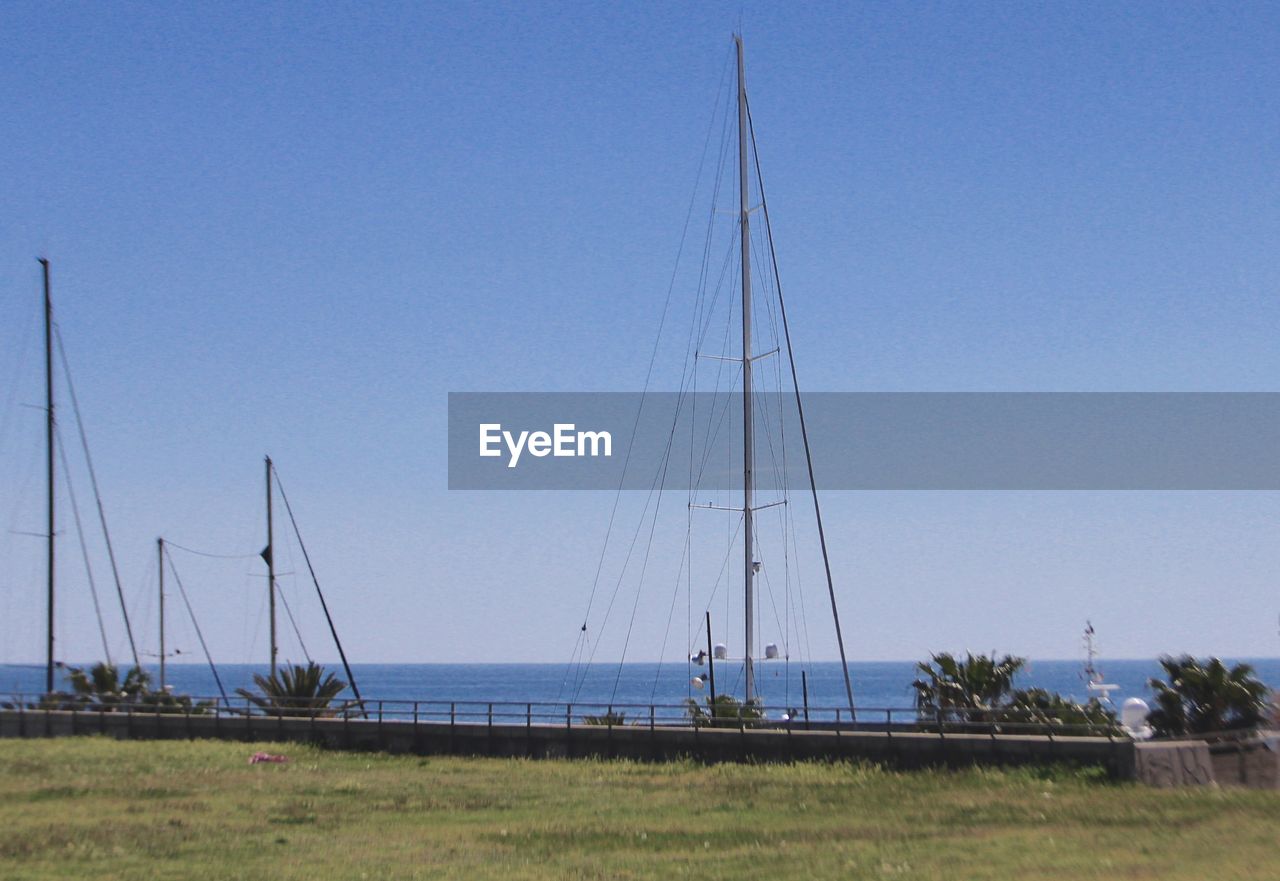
[270,463,366,716]
[570,451,668,701]
[649,529,691,702]
[53,425,113,664]
[556,626,588,699]
[685,513,745,655]
[276,583,312,663]
[278,526,312,663]
[573,255,726,701]
[560,41,736,703]
[747,93,857,716]
[600,214,737,702]
[608,392,690,702]
[162,545,229,702]
[163,541,260,560]
[52,323,140,669]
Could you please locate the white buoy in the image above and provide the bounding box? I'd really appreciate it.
[713,643,728,660]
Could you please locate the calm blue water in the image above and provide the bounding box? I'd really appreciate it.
[4,659,1278,714]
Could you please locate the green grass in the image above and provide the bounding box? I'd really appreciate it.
[1,737,1277,880]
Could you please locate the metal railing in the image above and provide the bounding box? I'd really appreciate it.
[0,693,1126,740]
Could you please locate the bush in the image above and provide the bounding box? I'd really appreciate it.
[32,662,211,714]
[912,652,1117,736]
[684,694,763,728]
[1146,655,1270,738]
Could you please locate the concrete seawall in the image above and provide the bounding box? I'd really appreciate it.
[0,707,1138,778]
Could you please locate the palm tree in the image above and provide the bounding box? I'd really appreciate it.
[236,662,350,718]
[911,652,1026,714]
[35,662,209,714]
[68,662,151,703]
[582,710,628,726]
[1146,655,1270,737]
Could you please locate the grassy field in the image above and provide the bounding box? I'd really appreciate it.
[0,737,1277,880]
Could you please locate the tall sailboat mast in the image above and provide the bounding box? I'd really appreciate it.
[40,258,55,694]
[157,538,166,689]
[736,35,756,704]
[265,455,277,677]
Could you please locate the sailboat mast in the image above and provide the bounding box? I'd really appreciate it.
[40,258,55,694]
[265,455,277,677]
[736,35,756,704]
[158,538,166,690]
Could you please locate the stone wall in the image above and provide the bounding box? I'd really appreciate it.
[0,707,1137,778]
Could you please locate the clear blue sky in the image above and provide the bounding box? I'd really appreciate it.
[2,2,1279,667]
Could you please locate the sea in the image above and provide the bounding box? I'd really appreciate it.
[3,659,1279,719]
